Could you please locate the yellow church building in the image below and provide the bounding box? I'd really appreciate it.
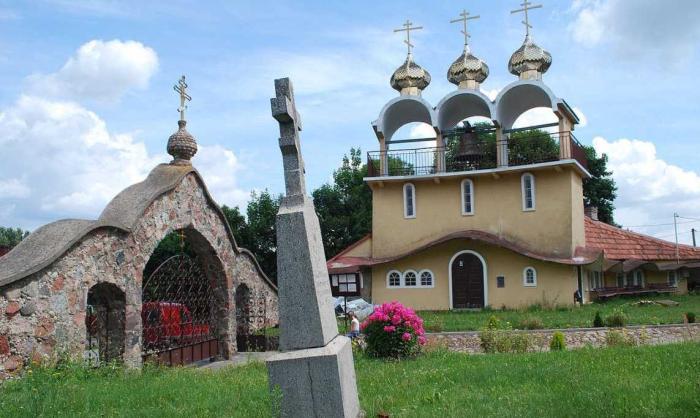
[326,13,699,310]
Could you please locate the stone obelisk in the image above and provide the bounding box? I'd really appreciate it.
[266,78,362,418]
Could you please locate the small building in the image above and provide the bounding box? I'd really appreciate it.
[0,100,278,377]
[326,17,698,310]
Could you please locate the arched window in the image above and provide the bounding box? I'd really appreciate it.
[387,270,402,288]
[404,270,417,287]
[523,267,537,287]
[419,270,434,287]
[461,179,474,215]
[403,183,416,218]
[521,173,536,211]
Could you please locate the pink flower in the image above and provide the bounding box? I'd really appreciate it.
[383,325,396,333]
[401,332,412,342]
[418,336,427,345]
[391,315,402,326]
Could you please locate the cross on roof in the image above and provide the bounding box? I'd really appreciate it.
[511,1,543,37]
[173,75,192,121]
[394,20,423,55]
[450,9,480,46]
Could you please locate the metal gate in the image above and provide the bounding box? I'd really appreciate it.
[141,254,218,365]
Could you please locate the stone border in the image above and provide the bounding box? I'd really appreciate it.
[427,323,700,353]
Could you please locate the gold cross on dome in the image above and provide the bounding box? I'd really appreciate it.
[511,1,543,36]
[394,20,423,55]
[173,75,192,121]
[450,9,480,46]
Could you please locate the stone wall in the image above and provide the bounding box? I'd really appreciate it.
[427,323,700,353]
[0,173,278,378]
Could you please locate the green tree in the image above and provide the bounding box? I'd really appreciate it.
[221,191,281,283]
[582,146,617,225]
[313,148,372,258]
[0,227,29,248]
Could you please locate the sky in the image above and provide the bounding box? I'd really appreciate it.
[1,0,700,244]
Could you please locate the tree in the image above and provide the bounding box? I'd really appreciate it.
[222,191,281,284]
[582,146,617,225]
[0,227,29,248]
[313,148,372,258]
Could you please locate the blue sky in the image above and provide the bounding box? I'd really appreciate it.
[1,0,700,244]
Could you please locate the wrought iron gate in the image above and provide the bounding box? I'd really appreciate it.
[141,254,218,365]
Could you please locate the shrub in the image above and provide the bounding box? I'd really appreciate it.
[517,316,544,330]
[549,331,566,351]
[605,309,628,327]
[605,330,636,347]
[686,312,696,324]
[593,311,604,328]
[479,315,531,354]
[361,301,426,358]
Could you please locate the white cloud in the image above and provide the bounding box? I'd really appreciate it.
[569,0,700,62]
[0,95,249,228]
[0,178,30,198]
[512,107,558,130]
[0,95,166,221]
[593,136,700,244]
[28,39,158,102]
[572,107,588,128]
[193,144,250,209]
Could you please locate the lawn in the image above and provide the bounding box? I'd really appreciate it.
[419,293,700,332]
[2,343,699,417]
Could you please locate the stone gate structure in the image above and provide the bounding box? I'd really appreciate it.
[0,82,278,377]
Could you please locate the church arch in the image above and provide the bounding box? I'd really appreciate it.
[495,80,559,130]
[436,90,495,131]
[373,96,437,144]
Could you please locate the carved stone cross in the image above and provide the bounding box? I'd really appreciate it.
[271,78,306,199]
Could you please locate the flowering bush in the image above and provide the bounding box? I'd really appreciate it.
[360,301,426,358]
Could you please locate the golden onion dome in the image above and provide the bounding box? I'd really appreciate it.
[447,45,489,88]
[508,35,552,79]
[390,53,431,94]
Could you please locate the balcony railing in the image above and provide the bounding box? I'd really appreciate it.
[367,130,588,178]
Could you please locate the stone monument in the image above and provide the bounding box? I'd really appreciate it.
[266,78,362,418]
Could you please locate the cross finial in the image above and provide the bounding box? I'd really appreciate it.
[450,9,480,47]
[511,1,543,37]
[173,75,192,121]
[394,19,423,55]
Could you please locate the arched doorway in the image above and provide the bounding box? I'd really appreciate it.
[141,229,228,366]
[449,251,487,309]
[86,283,126,364]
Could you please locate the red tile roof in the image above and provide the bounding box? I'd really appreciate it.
[584,217,700,261]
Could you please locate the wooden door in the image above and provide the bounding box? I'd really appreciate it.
[451,253,484,309]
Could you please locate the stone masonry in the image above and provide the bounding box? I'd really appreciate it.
[0,168,278,379]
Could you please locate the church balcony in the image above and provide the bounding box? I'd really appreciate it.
[366,130,588,178]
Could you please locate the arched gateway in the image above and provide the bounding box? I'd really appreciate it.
[0,85,278,375]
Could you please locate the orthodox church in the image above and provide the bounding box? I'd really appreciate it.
[327,6,699,310]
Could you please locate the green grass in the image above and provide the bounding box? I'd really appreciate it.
[2,343,699,417]
[419,293,700,332]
